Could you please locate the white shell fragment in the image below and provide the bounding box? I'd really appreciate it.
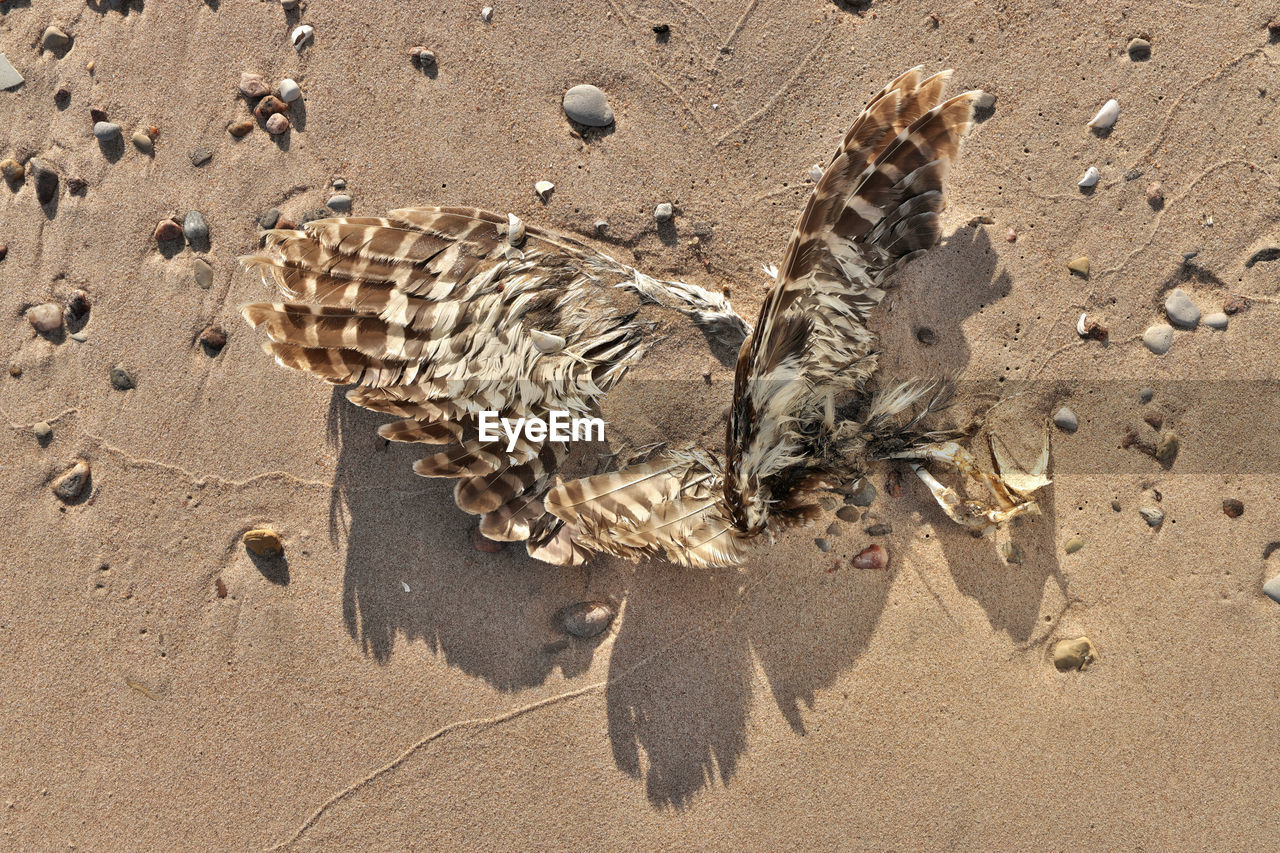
[1076,313,1089,337]
[0,53,24,90]
[1087,99,1119,130]
[505,212,526,247]
[1078,166,1101,188]
[481,6,494,22]
[807,163,824,182]
[530,329,566,353]
[400,581,411,593]
[290,25,314,49]
[534,180,554,200]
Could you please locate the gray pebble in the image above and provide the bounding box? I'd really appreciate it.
[835,505,861,522]
[1053,406,1078,433]
[825,521,841,537]
[93,121,121,142]
[332,178,347,190]
[51,459,90,501]
[1164,288,1200,329]
[1138,387,1155,403]
[258,208,281,230]
[326,194,353,212]
[33,422,53,443]
[819,496,838,511]
[562,84,615,127]
[1127,38,1151,60]
[1001,541,1023,564]
[278,78,301,103]
[1263,576,1280,605]
[814,537,831,552]
[973,91,996,110]
[561,600,615,638]
[846,479,877,507]
[0,52,24,90]
[192,258,213,289]
[865,522,892,536]
[41,26,72,53]
[189,147,213,167]
[1142,323,1173,355]
[1202,312,1228,330]
[653,202,673,222]
[28,159,58,204]
[26,302,63,332]
[183,210,209,244]
[1139,507,1164,527]
[109,365,135,390]
[69,332,87,342]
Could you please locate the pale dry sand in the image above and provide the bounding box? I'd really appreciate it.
[3,0,1280,849]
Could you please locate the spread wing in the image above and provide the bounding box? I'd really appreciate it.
[241,206,648,563]
[722,67,980,533]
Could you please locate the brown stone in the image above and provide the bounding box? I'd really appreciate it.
[227,118,254,138]
[253,95,288,120]
[242,528,283,559]
[198,326,227,353]
[1223,498,1244,518]
[154,218,183,242]
[852,544,887,570]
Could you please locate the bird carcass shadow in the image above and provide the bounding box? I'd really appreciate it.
[327,389,601,691]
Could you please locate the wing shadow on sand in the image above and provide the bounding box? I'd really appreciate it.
[325,224,1056,808]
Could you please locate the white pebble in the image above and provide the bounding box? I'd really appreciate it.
[654,202,673,222]
[534,180,554,200]
[290,25,314,49]
[278,78,301,102]
[808,163,824,182]
[1087,98,1120,130]
[1264,576,1280,605]
[1202,312,1228,330]
[1077,166,1100,188]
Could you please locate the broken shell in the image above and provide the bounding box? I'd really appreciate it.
[481,6,494,22]
[1077,166,1100,188]
[852,544,887,570]
[1052,636,1098,671]
[290,25,314,49]
[1076,313,1089,336]
[530,329,566,353]
[561,600,615,638]
[534,180,554,200]
[505,212,526,247]
[807,163,824,182]
[1139,507,1164,527]
[1087,98,1119,130]
[242,528,283,558]
[52,459,91,501]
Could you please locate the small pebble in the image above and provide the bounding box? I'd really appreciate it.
[1155,431,1179,465]
[227,119,254,138]
[825,521,841,537]
[258,208,281,230]
[189,147,213,167]
[653,202,673,222]
[972,90,997,111]
[561,601,615,639]
[51,459,90,501]
[407,46,436,67]
[154,219,182,243]
[215,577,228,599]
[332,178,347,190]
[1077,166,1100,189]
[26,303,63,332]
[1064,535,1084,554]
[238,72,270,99]
[41,26,72,53]
[253,95,288,120]
[835,505,860,522]
[562,84,615,127]
[192,258,213,289]
[814,537,831,552]
[819,496,838,511]
[242,528,283,558]
[1051,637,1097,671]
[93,121,121,142]
[1052,406,1078,433]
[1005,228,1017,243]
[109,365,135,390]
[593,220,608,232]
[278,78,301,102]
[1127,37,1151,60]
[130,130,153,154]
[865,522,892,536]
[29,159,58,204]
[326,194,352,212]
[183,211,209,244]
[1111,499,1122,513]
[852,544,887,570]
[915,327,936,345]
[0,52,24,90]
[1146,182,1164,208]
[1146,411,1165,429]
[1142,324,1173,355]
[1222,498,1244,518]
[1139,507,1164,527]
[1000,541,1023,564]
[1164,288,1200,329]
[265,113,290,135]
[480,6,494,22]
[1,158,23,183]
[33,422,53,443]
[534,180,554,200]
[199,326,227,354]
[846,479,877,507]
[472,527,503,553]
[1263,576,1280,605]
[66,176,87,194]
[1202,312,1228,330]
[290,25,314,49]
[1223,295,1250,315]
[1087,98,1119,131]
[0,243,7,261]
[90,107,109,123]
[1138,387,1155,403]
[1067,256,1090,277]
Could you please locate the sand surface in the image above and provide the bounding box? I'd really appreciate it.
[4,0,1280,849]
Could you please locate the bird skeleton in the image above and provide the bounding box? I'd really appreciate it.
[241,67,1050,568]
